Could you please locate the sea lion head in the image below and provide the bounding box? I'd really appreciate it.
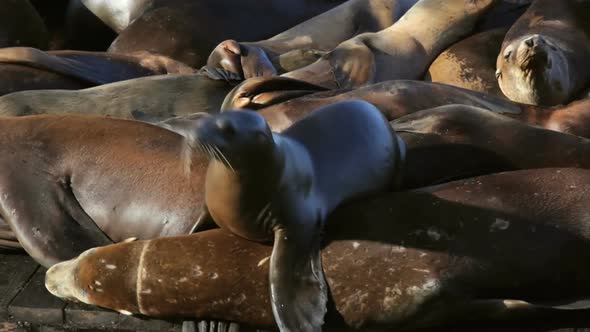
[496,34,570,106]
[183,110,276,172]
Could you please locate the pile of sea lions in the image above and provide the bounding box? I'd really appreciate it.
[0,0,589,331]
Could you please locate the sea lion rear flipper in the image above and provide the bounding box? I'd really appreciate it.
[182,320,241,332]
[269,229,327,332]
[0,171,112,267]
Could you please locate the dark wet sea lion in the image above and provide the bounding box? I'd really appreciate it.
[46,167,590,330]
[282,0,497,89]
[183,100,401,331]
[391,104,590,188]
[0,47,195,96]
[107,0,346,68]
[207,0,420,79]
[0,0,49,49]
[495,0,590,106]
[0,114,210,268]
[427,27,508,97]
[0,71,234,121]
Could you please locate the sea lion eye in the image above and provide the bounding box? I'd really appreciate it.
[504,50,512,60]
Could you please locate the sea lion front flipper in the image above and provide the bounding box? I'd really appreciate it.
[328,38,376,89]
[269,228,327,332]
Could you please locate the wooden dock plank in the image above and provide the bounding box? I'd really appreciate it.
[0,253,37,320]
[64,302,179,331]
[8,267,65,325]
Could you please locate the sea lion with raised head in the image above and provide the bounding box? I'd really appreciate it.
[183,100,401,331]
[105,0,346,67]
[281,0,497,89]
[0,114,211,268]
[495,0,590,106]
[207,0,420,79]
[46,167,590,330]
[0,47,195,96]
[0,69,235,120]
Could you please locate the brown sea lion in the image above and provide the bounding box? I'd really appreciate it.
[0,0,49,49]
[207,0,420,79]
[495,0,590,106]
[104,0,346,68]
[391,104,590,188]
[281,0,497,89]
[183,100,401,331]
[0,47,195,96]
[220,77,590,139]
[46,167,590,330]
[427,27,508,97]
[0,114,211,268]
[0,71,234,121]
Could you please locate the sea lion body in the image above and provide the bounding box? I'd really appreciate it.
[0,47,195,96]
[0,73,232,121]
[0,0,48,49]
[105,0,345,68]
[428,27,508,96]
[186,100,401,331]
[496,0,590,106]
[283,0,497,89]
[207,0,420,79]
[220,77,590,139]
[46,167,590,330]
[391,104,590,188]
[0,115,208,268]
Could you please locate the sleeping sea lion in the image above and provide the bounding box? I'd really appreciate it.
[46,167,590,330]
[0,114,211,268]
[281,0,497,89]
[495,0,590,106]
[183,100,401,331]
[104,0,346,67]
[0,47,195,96]
[0,70,235,120]
[219,77,590,139]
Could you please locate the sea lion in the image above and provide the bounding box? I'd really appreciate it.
[427,27,508,97]
[391,104,590,188]
[105,0,346,68]
[207,0,420,79]
[0,70,234,120]
[46,167,590,330]
[30,0,117,51]
[495,0,590,106]
[0,47,195,96]
[281,0,497,89]
[0,0,49,49]
[219,77,590,139]
[0,114,212,268]
[183,100,401,331]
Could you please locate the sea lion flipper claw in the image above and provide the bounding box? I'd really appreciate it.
[270,229,327,332]
[240,45,278,79]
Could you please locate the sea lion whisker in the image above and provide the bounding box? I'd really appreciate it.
[214,146,235,173]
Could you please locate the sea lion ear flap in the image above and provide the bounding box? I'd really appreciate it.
[269,229,327,332]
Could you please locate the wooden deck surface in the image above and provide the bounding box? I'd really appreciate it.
[2,251,590,332]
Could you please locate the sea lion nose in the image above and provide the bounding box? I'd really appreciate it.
[524,35,544,48]
[215,118,235,136]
